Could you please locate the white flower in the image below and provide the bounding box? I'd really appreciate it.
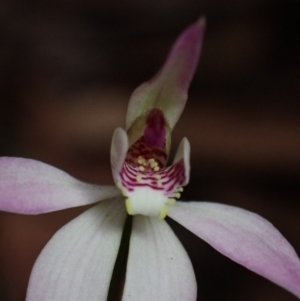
[1,18,300,301]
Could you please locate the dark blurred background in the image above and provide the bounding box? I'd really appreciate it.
[0,0,300,300]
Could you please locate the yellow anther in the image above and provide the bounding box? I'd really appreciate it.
[154,174,161,180]
[137,158,144,165]
[151,161,158,168]
[121,188,127,197]
[175,193,181,199]
[125,199,133,215]
[136,174,142,182]
[154,166,160,172]
[179,187,184,192]
[139,166,145,172]
[148,158,155,164]
[158,206,169,220]
[167,198,176,205]
[157,180,162,187]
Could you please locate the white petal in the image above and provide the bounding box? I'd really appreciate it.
[26,198,126,301]
[0,157,120,214]
[110,128,128,184]
[169,201,300,298]
[173,137,191,185]
[122,216,196,301]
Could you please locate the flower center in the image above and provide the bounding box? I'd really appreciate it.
[117,157,185,219]
[117,108,187,219]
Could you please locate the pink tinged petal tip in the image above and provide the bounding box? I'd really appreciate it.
[169,202,300,298]
[122,216,197,301]
[26,198,127,301]
[126,17,205,131]
[0,157,120,214]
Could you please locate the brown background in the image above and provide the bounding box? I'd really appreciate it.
[0,0,299,300]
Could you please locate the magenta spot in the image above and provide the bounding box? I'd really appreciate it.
[144,108,166,148]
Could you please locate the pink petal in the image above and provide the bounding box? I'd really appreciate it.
[169,201,300,298]
[122,216,196,301]
[0,157,120,214]
[26,198,126,301]
[126,18,205,131]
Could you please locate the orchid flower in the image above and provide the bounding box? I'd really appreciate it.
[1,18,300,301]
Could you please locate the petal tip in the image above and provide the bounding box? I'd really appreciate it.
[125,18,206,130]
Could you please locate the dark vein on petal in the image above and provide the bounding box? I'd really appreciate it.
[107,215,132,301]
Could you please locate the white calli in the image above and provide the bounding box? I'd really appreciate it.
[1,18,300,301]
